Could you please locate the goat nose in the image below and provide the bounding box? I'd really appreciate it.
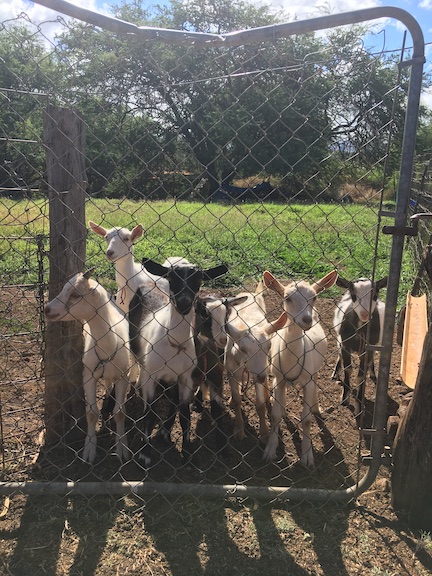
[107,250,114,258]
[302,315,312,327]
[360,311,370,322]
[44,305,50,315]
[217,334,228,348]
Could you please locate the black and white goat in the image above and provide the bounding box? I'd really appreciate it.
[332,275,387,415]
[44,270,131,464]
[129,257,228,467]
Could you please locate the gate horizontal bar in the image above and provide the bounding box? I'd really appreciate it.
[30,2,424,53]
[0,471,377,502]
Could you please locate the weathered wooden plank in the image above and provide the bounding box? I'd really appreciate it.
[43,105,87,446]
[392,323,432,530]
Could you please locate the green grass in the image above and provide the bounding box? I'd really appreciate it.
[0,197,416,304]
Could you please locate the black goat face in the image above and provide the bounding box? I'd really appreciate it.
[169,266,203,315]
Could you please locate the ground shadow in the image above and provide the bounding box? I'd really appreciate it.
[143,494,313,576]
[7,494,121,576]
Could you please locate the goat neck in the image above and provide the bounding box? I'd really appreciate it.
[84,287,127,357]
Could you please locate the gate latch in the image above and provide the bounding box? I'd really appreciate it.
[382,212,432,237]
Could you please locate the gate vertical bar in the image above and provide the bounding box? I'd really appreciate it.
[369,35,426,473]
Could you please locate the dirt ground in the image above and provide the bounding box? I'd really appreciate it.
[0,286,431,576]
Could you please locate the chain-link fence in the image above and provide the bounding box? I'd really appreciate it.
[0,4,426,509]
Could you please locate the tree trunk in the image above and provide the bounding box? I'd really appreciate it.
[43,105,87,447]
[391,323,432,530]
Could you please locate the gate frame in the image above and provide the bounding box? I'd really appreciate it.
[1,4,425,502]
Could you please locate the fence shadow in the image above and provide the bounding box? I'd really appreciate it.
[7,494,120,576]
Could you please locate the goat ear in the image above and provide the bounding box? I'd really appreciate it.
[83,267,96,280]
[335,276,350,289]
[225,321,248,342]
[131,224,144,243]
[142,258,169,277]
[312,270,338,294]
[376,276,388,290]
[194,298,209,318]
[89,221,107,238]
[225,295,249,308]
[254,279,266,296]
[202,265,228,281]
[264,312,287,335]
[263,271,285,297]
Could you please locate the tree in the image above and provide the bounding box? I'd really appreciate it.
[0,25,59,194]
[48,0,421,198]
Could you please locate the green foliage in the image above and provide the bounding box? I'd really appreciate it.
[45,0,412,198]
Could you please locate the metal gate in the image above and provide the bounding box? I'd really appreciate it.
[0,3,425,503]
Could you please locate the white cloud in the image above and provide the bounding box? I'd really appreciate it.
[419,0,432,9]
[265,0,381,20]
[0,0,112,43]
[421,86,432,109]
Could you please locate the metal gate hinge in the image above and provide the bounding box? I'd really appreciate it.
[361,446,392,467]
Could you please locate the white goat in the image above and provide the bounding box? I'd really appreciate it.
[332,276,387,414]
[129,257,228,467]
[224,281,282,441]
[88,221,169,313]
[44,270,131,464]
[89,221,168,385]
[262,269,338,469]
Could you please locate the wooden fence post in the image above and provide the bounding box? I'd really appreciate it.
[43,105,87,447]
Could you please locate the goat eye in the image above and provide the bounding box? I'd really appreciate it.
[285,297,291,303]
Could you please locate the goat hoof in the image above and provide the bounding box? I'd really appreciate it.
[262,447,277,463]
[117,446,131,462]
[233,429,246,441]
[300,457,315,470]
[82,443,97,464]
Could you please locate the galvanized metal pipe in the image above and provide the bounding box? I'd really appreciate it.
[0,479,366,501]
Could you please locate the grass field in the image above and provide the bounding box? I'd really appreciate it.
[0,196,413,304]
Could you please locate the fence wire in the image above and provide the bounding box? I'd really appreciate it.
[0,5,425,512]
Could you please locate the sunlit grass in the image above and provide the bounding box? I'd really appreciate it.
[0,197,415,303]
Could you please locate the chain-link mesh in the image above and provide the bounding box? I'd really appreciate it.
[0,6,425,513]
